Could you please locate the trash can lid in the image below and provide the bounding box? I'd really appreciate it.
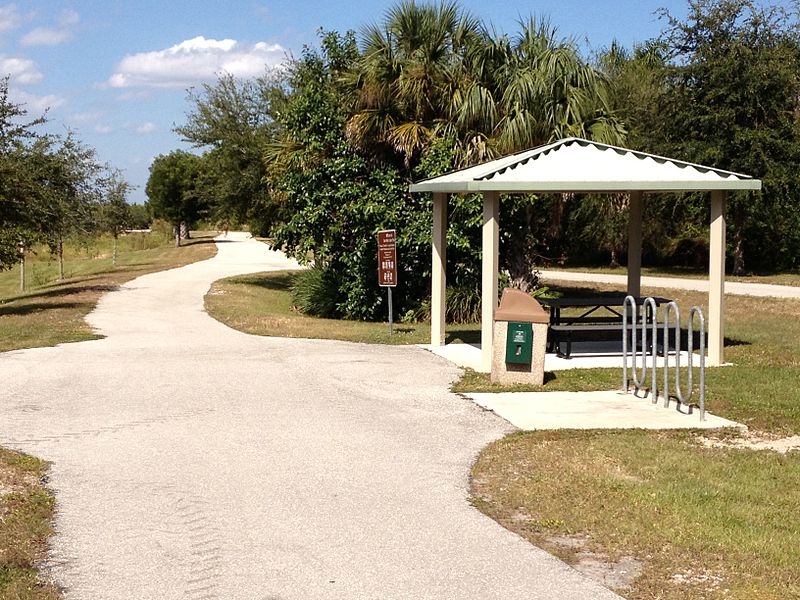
[494,288,549,323]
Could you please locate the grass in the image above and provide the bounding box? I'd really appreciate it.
[463,281,800,600]
[205,270,481,345]
[0,232,218,352]
[471,429,800,600]
[0,449,59,599]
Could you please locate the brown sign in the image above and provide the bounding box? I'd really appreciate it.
[377,229,397,287]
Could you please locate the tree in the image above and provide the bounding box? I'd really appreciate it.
[657,0,800,273]
[176,72,286,232]
[98,170,133,267]
[268,31,428,319]
[345,0,482,166]
[0,76,47,268]
[128,202,152,230]
[347,4,626,290]
[145,151,204,247]
[29,133,104,280]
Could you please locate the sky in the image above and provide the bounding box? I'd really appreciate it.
[0,0,697,203]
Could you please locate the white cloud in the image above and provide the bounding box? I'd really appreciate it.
[68,110,105,123]
[0,4,22,33]
[107,36,285,88]
[0,55,42,84]
[94,124,113,134]
[58,9,79,27]
[136,122,156,134]
[9,88,65,113]
[21,9,79,46]
[115,89,152,101]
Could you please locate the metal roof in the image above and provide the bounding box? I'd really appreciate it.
[409,137,762,193]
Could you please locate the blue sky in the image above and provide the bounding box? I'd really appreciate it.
[0,0,693,203]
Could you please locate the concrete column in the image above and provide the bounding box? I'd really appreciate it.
[627,191,643,298]
[481,192,500,372]
[708,190,727,366]
[431,193,447,347]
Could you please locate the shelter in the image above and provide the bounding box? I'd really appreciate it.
[409,137,762,371]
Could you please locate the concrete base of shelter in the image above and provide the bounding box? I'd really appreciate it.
[421,341,699,373]
[490,321,548,385]
[467,390,745,431]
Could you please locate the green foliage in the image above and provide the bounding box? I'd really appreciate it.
[654,0,800,273]
[443,285,482,324]
[290,265,340,318]
[97,172,132,236]
[0,78,47,267]
[268,31,433,320]
[145,150,205,244]
[192,0,800,322]
[127,202,152,230]
[176,73,285,229]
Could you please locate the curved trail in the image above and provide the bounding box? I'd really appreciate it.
[0,233,620,599]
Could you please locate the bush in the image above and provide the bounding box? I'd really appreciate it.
[290,265,340,318]
[446,286,482,324]
[404,285,482,324]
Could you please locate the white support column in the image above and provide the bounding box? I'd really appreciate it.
[431,193,447,347]
[627,191,643,298]
[481,192,500,372]
[708,190,727,366]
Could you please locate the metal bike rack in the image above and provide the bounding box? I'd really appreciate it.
[623,296,706,421]
[623,295,658,399]
[662,301,706,420]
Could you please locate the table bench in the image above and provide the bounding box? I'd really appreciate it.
[542,295,671,358]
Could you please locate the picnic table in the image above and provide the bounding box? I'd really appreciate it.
[540,295,672,358]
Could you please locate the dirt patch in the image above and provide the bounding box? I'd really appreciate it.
[697,432,800,453]
[546,534,643,591]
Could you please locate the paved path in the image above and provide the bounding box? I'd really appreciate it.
[540,270,800,299]
[0,233,621,600]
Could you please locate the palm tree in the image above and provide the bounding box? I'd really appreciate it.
[348,6,624,170]
[455,18,625,160]
[346,4,627,290]
[345,0,482,166]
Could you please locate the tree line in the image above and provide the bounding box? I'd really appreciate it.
[148,0,800,322]
[0,78,155,278]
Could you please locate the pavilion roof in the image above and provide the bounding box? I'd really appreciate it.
[409,137,761,194]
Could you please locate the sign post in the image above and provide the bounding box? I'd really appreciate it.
[377,229,397,333]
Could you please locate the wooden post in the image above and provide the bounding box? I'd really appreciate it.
[708,190,727,366]
[18,241,25,292]
[431,193,447,346]
[627,191,643,298]
[481,192,500,372]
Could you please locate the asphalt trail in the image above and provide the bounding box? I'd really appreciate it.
[0,233,621,599]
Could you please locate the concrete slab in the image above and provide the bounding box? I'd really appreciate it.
[466,390,745,431]
[540,269,800,299]
[421,342,694,373]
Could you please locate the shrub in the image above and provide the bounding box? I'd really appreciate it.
[290,265,340,318]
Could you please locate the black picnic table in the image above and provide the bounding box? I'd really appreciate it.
[539,295,672,357]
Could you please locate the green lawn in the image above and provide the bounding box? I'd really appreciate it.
[0,449,60,599]
[472,429,800,600]
[205,270,481,345]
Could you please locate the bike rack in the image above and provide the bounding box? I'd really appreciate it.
[623,296,706,420]
[623,296,658,400]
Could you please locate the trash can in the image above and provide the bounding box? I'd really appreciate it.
[491,288,550,385]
